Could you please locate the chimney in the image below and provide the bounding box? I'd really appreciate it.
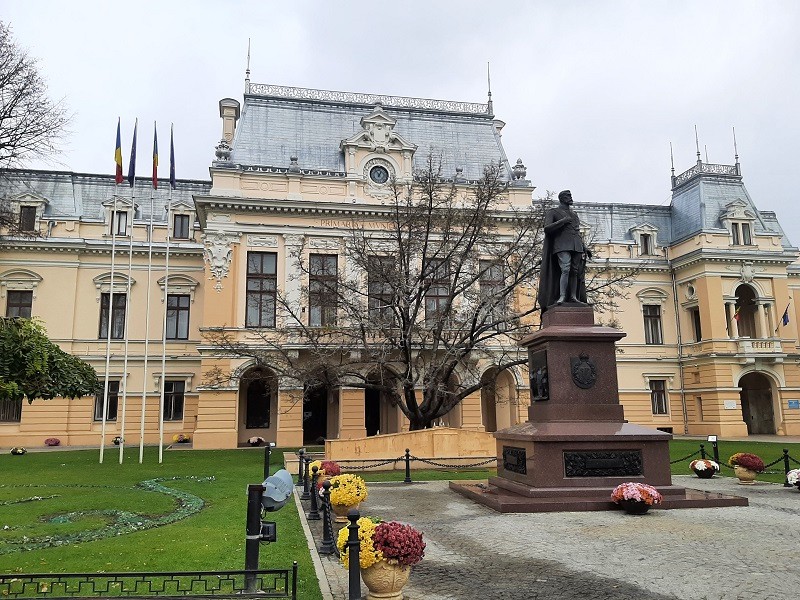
[218,98,241,144]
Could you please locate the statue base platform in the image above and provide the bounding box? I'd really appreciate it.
[451,305,747,512]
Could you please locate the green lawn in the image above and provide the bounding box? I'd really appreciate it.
[0,447,322,600]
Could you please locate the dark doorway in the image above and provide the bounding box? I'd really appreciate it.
[303,384,328,444]
[365,387,381,437]
[739,372,776,434]
[734,284,758,338]
[245,378,271,429]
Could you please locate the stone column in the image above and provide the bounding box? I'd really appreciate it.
[276,386,304,447]
[338,387,366,439]
[757,302,768,339]
[727,302,739,338]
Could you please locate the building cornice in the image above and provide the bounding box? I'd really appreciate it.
[0,236,203,257]
[669,247,799,271]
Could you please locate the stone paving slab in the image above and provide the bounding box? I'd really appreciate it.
[301,475,800,599]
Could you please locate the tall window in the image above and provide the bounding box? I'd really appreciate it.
[110,210,128,236]
[94,380,120,421]
[690,307,702,342]
[99,293,127,339]
[6,290,33,318]
[643,305,663,345]
[424,258,450,324]
[731,222,752,245]
[166,294,190,339]
[741,223,752,245]
[246,252,277,328]
[0,398,22,423]
[368,256,395,324]
[479,260,505,325]
[173,214,190,239]
[163,380,185,421]
[649,380,668,415]
[309,254,338,327]
[18,206,36,232]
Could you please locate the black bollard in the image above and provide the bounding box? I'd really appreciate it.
[404,448,412,484]
[296,448,306,486]
[346,509,361,600]
[783,449,792,487]
[319,480,336,555]
[300,456,311,500]
[699,444,706,459]
[244,483,264,592]
[711,440,720,466]
[308,466,321,520]
[263,443,272,480]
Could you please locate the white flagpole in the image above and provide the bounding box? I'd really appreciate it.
[100,195,118,464]
[158,189,172,464]
[118,181,135,464]
[138,187,155,463]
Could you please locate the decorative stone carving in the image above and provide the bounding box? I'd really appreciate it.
[512,159,527,180]
[202,231,240,292]
[247,235,278,248]
[570,354,597,389]
[308,237,340,250]
[214,139,232,162]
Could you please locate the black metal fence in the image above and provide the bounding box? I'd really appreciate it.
[0,568,298,599]
[670,443,800,487]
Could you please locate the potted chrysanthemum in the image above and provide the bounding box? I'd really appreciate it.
[44,437,60,447]
[172,433,191,444]
[728,453,765,485]
[610,482,663,514]
[337,517,425,600]
[689,458,719,479]
[10,447,26,456]
[328,474,368,522]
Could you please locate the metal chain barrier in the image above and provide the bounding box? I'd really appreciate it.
[409,455,498,469]
[335,457,405,470]
[669,450,701,465]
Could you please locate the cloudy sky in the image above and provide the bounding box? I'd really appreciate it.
[5,1,800,243]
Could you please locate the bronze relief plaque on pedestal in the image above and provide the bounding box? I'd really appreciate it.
[503,446,527,475]
[529,350,548,401]
[564,450,643,477]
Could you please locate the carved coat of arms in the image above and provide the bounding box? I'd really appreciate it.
[570,354,597,389]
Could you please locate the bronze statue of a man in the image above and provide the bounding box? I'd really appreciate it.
[537,190,592,311]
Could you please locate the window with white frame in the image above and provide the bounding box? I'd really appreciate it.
[649,379,668,415]
[720,199,756,246]
[94,380,120,421]
[643,304,663,345]
[163,380,185,421]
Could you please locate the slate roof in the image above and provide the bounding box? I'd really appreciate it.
[0,170,210,223]
[230,89,511,181]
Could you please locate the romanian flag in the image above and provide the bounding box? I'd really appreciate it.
[733,306,742,321]
[127,119,138,187]
[152,123,158,189]
[169,124,176,190]
[114,119,123,184]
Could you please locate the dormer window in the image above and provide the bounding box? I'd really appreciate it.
[111,210,128,236]
[166,200,197,241]
[18,206,37,232]
[173,214,190,239]
[731,222,752,246]
[630,223,659,256]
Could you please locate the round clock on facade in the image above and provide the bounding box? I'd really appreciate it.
[369,165,390,184]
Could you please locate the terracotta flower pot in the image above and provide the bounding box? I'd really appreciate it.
[361,559,411,600]
[734,465,758,485]
[331,502,359,523]
[619,499,651,515]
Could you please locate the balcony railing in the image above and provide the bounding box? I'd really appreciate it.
[672,161,740,188]
[738,338,782,354]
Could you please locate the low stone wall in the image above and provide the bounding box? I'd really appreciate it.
[324,427,495,470]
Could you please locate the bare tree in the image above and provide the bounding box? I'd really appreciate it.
[203,158,637,430]
[0,21,70,231]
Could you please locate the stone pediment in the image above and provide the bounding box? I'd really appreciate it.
[101,196,138,211]
[720,199,755,221]
[629,222,659,234]
[341,105,417,153]
[12,192,49,206]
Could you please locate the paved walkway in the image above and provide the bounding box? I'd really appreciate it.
[300,475,800,600]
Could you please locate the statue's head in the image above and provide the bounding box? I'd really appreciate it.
[558,190,573,205]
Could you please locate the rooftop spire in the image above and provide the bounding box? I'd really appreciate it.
[733,126,739,163]
[245,38,251,94]
[487,62,493,115]
[669,141,675,176]
[694,125,701,163]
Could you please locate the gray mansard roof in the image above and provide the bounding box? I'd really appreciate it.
[230,84,511,181]
[572,161,793,248]
[0,170,210,223]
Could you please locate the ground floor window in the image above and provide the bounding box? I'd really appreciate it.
[94,381,120,421]
[649,380,668,415]
[163,380,185,421]
[0,398,22,422]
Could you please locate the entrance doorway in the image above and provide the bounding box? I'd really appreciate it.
[303,384,329,444]
[739,372,776,434]
[238,367,278,445]
[364,371,400,436]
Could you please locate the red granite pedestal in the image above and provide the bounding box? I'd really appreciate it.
[451,305,747,512]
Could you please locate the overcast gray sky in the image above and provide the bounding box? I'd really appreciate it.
[4,1,800,243]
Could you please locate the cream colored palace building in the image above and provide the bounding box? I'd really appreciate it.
[2,81,799,449]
